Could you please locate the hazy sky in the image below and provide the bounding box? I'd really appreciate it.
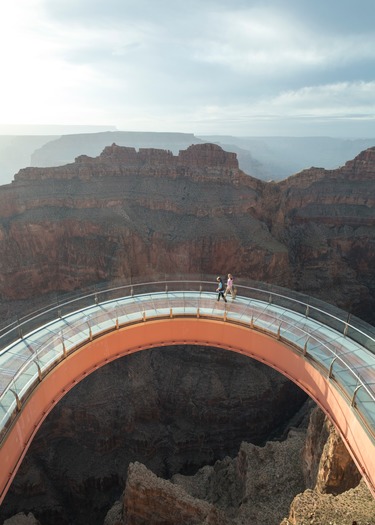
[1,0,375,137]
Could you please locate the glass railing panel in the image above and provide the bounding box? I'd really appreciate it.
[0,366,18,397]
[91,319,117,335]
[354,389,375,431]
[111,301,137,316]
[0,389,16,413]
[330,361,360,397]
[35,339,65,372]
[348,346,374,362]
[58,326,83,349]
[279,323,308,350]
[272,296,307,318]
[0,350,30,381]
[0,405,9,435]
[87,306,118,334]
[253,317,279,335]
[348,358,375,375]
[305,340,333,365]
[0,391,16,431]
[12,360,40,400]
[344,325,375,355]
[308,308,346,335]
[226,309,245,323]
[0,335,32,355]
[114,301,134,317]
[56,296,99,319]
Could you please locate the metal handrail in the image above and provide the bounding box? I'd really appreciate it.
[3,292,374,403]
[1,279,374,354]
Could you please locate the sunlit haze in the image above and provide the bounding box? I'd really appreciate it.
[1,0,375,137]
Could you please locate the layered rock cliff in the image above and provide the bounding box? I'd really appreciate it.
[0,142,374,324]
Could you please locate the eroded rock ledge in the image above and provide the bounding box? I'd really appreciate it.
[103,407,374,525]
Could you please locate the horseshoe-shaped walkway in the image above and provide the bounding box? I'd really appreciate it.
[0,280,374,503]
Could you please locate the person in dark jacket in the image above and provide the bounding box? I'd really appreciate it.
[216,276,227,302]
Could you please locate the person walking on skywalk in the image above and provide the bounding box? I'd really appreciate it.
[216,276,227,302]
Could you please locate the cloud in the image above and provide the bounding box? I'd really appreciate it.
[0,0,374,137]
[192,8,375,77]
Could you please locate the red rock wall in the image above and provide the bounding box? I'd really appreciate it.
[0,143,374,325]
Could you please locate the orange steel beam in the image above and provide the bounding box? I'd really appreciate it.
[1,317,374,504]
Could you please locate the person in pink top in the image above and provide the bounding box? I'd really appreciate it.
[224,273,234,299]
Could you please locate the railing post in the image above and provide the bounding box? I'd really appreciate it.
[94,293,98,305]
[62,339,67,358]
[328,357,337,379]
[17,317,23,339]
[277,324,281,340]
[169,308,173,318]
[35,362,43,382]
[197,308,200,318]
[303,338,308,356]
[250,316,254,329]
[10,389,21,412]
[344,313,351,337]
[142,311,146,322]
[115,318,119,330]
[268,294,272,304]
[165,284,168,293]
[85,322,92,341]
[199,285,202,294]
[351,385,362,407]
[305,305,309,318]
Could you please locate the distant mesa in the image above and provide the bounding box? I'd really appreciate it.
[14,143,241,182]
[1,130,374,186]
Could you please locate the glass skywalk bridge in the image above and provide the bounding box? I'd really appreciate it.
[1,279,374,447]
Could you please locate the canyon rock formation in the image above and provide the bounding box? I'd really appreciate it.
[102,405,375,525]
[0,142,374,324]
[280,407,375,525]
[0,143,374,524]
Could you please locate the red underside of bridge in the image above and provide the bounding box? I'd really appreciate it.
[1,318,374,503]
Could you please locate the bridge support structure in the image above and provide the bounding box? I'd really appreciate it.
[1,317,374,504]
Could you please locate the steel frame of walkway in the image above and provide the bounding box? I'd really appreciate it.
[0,280,374,504]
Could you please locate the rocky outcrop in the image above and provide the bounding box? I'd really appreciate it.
[280,407,374,525]
[301,406,329,488]
[123,462,229,525]
[281,479,375,525]
[105,407,374,525]
[315,418,362,495]
[3,514,41,525]
[105,428,307,525]
[302,407,362,495]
